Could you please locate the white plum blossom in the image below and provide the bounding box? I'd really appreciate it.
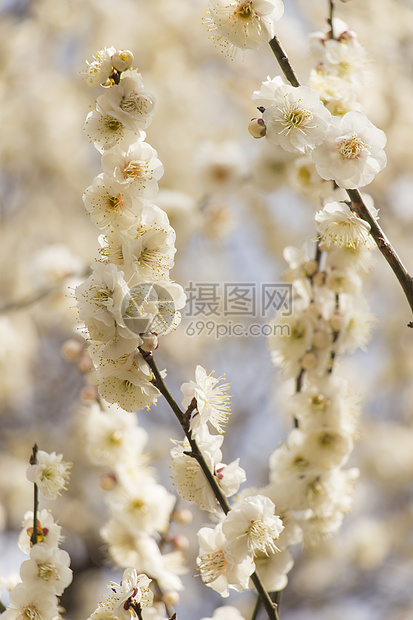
[101,526,185,592]
[181,365,231,434]
[312,110,387,188]
[82,46,116,87]
[83,107,132,153]
[197,523,255,597]
[96,353,160,412]
[99,73,156,132]
[205,0,284,55]
[26,450,71,500]
[1,583,59,620]
[83,402,149,468]
[83,174,142,231]
[170,427,224,511]
[19,545,73,596]
[87,569,153,620]
[106,472,176,535]
[253,77,332,154]
[315,201,373,249]
[101,140,164,200]
[222,494,284,560]
[18,509,63,553]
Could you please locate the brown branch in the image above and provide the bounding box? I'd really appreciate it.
[347,188,413,317]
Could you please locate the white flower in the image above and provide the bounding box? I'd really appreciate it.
[101,140,164,201]
[215,458,246,498]
[83,402,148,468]
[1,583,59,620]
[26,451,71,500]
[100,74,155,132]
[20,546,72,596]
[101,527,184,592]
[106,472,176,535]
[181,365,231,434]
[111,569,153,619]
[18,509,63,553]
[254,77,331,154]
[222,494,284,560]
[195,140,248,195]
[83,107,135,154]
[253,547,294,592]
[82,46,116,87]
[96,353,160,412]
[119,224,177,280]
[88,569,153,620]
[170,426,224,512]
[76,262,129,327]
[197,523,255,597]
[205,0,284,55]
[83,174,142,231]
[315,201,373,249]
[312,111,387,188]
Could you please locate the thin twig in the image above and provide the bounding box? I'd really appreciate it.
[29,444,39,546]
[269,36,300,87]
[328,0,335,39]
[347,188,413,317]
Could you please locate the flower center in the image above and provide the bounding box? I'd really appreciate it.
[337,134,367,159]
[197,550,227,583]
[22,605,42,620]
[247,519,280,555]
[120,93,154,116]
[105,116,123,133]
[39,562,60,582]
[235,1,256,19]
[122,160,150,181]
[277,99,314,136]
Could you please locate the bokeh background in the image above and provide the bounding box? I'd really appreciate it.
[1,0,413,618]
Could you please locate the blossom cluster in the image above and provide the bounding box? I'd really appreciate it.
[82,400,186,598]
[1,451,72,620]
[86,568,154,620]
[76,47,186,413]
[205,0,284,56]
[265,201,376,544]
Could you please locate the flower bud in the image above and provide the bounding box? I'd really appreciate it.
[99,473,117,491]
[172,508,193,524]
[330,311,343,331]
[111,50,134,72]
[78,353,94,373]
[162,591,180,607]
[61,338,84,362]
[313,329,331,349]
[303,260,319,277]
[140,333,158,352]
[80,385,99,401]
[301,350,318,370]
[248,118,266,139]
[313,271,326,287]
[170,534,190,551]
[306,302,321,318]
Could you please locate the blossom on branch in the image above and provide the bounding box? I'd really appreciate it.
[205,0,284,55]
[312,110,387,188]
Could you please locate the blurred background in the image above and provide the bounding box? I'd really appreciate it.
[1,0,413,618]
